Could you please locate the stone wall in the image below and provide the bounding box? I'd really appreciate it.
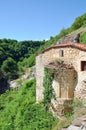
[52,69,75,99]
[36,46,86,102]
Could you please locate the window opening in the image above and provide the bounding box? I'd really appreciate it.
[59,50,64,57]
[81,61,86,71]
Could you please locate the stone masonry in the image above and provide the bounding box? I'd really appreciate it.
[36,42,86,103]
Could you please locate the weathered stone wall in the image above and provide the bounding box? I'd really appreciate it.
[50,98,73,116]
[36,46,86,102]
[52,69,75,99]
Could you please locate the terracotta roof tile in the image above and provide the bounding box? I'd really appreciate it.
[39,42,86,54]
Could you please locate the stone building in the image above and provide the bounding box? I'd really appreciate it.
[36,42,86,115]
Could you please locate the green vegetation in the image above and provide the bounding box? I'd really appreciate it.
[71,13,86,31]
[0,70,8,93]
[0,13,86,82]
[43,68,55,109]
[52,98,86,130]
[1,57,19,80]
[80,32,86,43]
[0,79,58,130]
[0,39,45,80]
[0,13,86,130]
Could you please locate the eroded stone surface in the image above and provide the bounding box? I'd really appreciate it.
[50,98,73,117]
[61,115,86,130]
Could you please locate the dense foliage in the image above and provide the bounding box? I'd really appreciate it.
[80,32,86,43]
[0,70,8,94]
[0,13,86,130]
[1,57,19,80]
[43,68,55,109]
[0,39,45,79]
[71,13,86,31]
[0,79,58,130]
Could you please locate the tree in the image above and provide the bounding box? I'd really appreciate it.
[1,57,19,80]
[71,13,86,31]
[80,32,86,43]
[0,47,6,66]
[0,70,8,93]
[59,28,69,37]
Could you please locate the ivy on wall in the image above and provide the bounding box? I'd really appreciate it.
[43,68,55,109]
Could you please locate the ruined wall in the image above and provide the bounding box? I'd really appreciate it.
[36,49,55,102]
[52,69,75,99]
[36,46,86,102]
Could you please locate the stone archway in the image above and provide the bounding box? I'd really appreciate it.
[46,61,77,116]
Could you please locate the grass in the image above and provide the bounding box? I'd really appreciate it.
[52,98,86,130]
[0,79,58,130]
[0,79,86,130]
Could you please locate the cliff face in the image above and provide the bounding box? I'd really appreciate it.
[57,33,81,44]
[0,71,8,94]
[57,27,86,44]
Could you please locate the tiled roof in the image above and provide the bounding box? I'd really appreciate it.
[39,42,86,54]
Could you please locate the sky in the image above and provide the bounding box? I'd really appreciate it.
[0,0,86,41]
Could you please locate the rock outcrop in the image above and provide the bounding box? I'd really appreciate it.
[57,27,86,44]
[62,115,86,130]
[57,33,81,44]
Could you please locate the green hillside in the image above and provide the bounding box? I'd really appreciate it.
[0,13,86,130]
[0,79,58,130]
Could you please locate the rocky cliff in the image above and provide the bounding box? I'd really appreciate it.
[57,27,86,44]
